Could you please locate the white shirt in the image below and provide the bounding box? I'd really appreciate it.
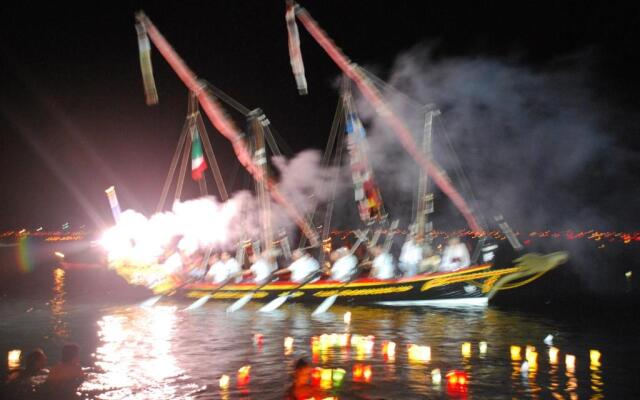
[288,255,320,282]
[440,243,471,271]
[371,253,395,280]
[400,240,423,265]
[208,260,227,283]
[331,254,358,282]
[250,258,276,283]
[224,258,242,282]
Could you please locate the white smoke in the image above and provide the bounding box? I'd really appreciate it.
[345,46,638,232]
[101,150,341,265]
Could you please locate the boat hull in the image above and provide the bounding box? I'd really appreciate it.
[175,264,518,307]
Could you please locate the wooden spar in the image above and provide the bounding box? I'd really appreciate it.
[294,5,482,233]
[416,108,439,241]
[136,12,319,246]
[250,110,273,252]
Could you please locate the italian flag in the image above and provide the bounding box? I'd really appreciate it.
[191,127,207,181]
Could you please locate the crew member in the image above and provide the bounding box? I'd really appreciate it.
[370,245,396,279]
[275,249,320,282]
[329,247,358,282]
[440,237,470,271]
[220,251,243,283]
[244,250,277,284]
[399,234,423,277]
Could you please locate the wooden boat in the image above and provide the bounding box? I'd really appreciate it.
[171,251,568,307]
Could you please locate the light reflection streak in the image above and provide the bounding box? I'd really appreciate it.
[51,267,69,339]
[80,306,186,399]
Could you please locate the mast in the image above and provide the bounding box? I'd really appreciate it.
[135,12,319,246]
[250,109,273,253]
[291,4,482,232]
[415,108,439,243]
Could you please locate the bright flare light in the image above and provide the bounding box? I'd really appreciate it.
[54,251,65,259]
[7,350,21,369]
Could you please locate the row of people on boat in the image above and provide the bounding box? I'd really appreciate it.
[175,235,471,284]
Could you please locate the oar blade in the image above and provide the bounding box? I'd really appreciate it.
[140,295,162,308]
[226,293,253,313]
[311,295,337,315]
[258,295,290,313]
[183,294,210,311]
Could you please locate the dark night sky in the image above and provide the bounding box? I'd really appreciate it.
[0,1,638,231]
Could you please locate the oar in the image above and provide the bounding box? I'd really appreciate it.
[258,270,321,313]
[311,223,395,316]
[226,272,279,313]
[183,275,237,311]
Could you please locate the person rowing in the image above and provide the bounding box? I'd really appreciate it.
[220,251,242,282]
[399,233,423,277]
[440,236,470,271]
[244,250,278,284]
[329,247,358,282]
[204,253,224,282]
[273,248,320,282]
[370,245,396,280]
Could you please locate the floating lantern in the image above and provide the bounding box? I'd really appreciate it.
[253,333,263,346]
[363,365,372,382]
[446,370,468,390]
[320,368,333,389]
[408,344,431,362]
[590,349,601,367]
[7,349,21,370]
[332,368,346,387]
[525,346,537,367]
[344,311,352,324]
[544,334,553,346]
[479,341,488,355]
[521,361,529,375]
[510,345,522,361]
[431,368,442,385]
[219,374,230,389]
[237,365,251,386]
[565,354,576,372]
[339,333,350,347]
[382,341,396,361]
[461,342,471,358]
[284,336,294,355]
[548,346,559,364]
[311,367,322,386]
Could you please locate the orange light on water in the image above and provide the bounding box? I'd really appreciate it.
[237,365,251,386]
[219,374,230,389]
[510,345,521,360]
[408,344,431,362]
[461,342,471,358]
[446,370,469,391]
[549,346,559,364]
[590,349,601,367]
[7,350,21,370]
[344,311,352,324]
[382,341,396,361]
[565,354,576,372]
[284,336,294,355]
[353,364,372,383]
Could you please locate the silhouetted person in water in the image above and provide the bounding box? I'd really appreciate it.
[3,349,48,400]
[43,344,84,398]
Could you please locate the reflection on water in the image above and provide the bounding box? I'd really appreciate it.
[81,306,192,399]
[50,267,69,340]
[4,292,636,399]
